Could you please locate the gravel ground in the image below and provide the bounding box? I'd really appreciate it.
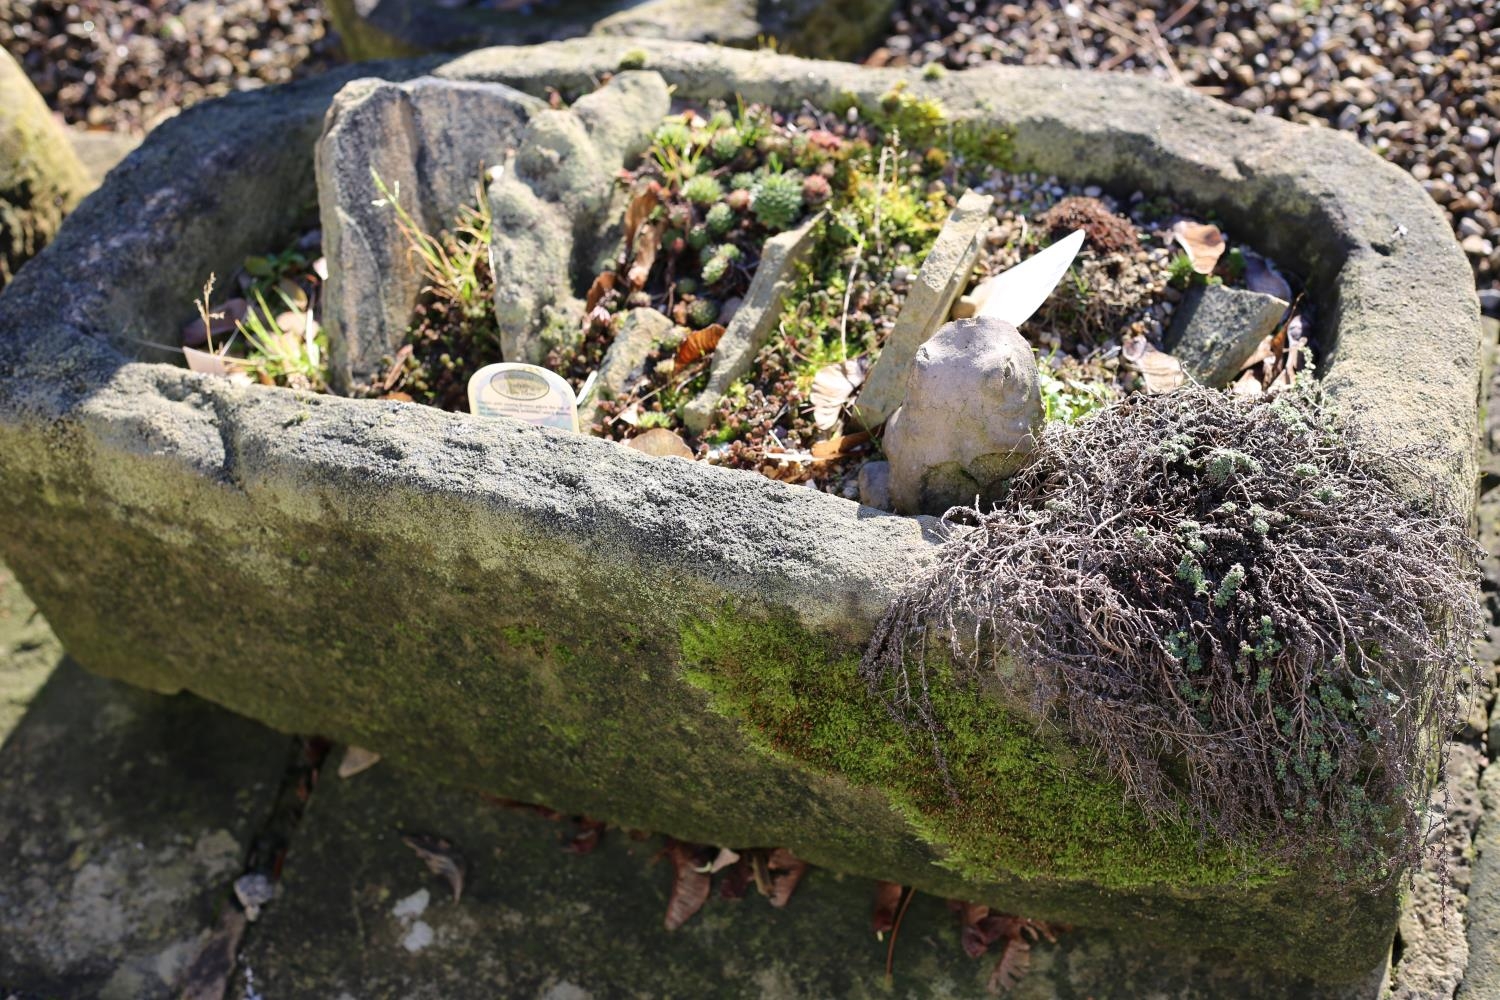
[871,0,1499,296]
[0,0,336,133]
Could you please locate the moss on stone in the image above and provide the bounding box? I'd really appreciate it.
[680,606,1280,890]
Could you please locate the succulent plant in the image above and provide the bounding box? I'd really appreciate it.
[687,224,711,250]
[676,277,699,295]
[708,108,734,130]
[682,174,724,206]
[701,252,730,286]
[687,297,720,328]
[801,174,832,207]
[709,129,742,164]
[714,243,742,262]
[727,188,751,212]
[730,171,759,193]
[654,120,691,151]
[705,202,735,236]
[751,172,805,230]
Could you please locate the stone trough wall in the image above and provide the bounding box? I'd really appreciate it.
[0,39,1482,986]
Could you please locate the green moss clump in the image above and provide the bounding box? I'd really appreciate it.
[679,608,1278,890]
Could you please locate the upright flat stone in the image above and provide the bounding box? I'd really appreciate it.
[0,661,287,999]
[490,71,669,366]
[682,211,821,433]
[317,75,544,392]
[1165,284,1289,387]
[855,189,993,429]
[582,307,678,428]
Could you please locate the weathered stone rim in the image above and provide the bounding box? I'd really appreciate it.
[1,38,1480,518]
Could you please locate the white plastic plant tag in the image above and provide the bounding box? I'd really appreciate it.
[467,362,579,432]
[973,228,1086,328]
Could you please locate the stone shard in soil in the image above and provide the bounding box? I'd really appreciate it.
[490,71,670,366]
[584,306,678,428]
[682,210,822,433]
[1165,283,1290,387]
[855,188,994,430]
[317,75,544,393]
[883,315,1042,516]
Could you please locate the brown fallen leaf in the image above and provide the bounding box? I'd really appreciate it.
[183,346,247,377]
[626,428,695,459]
[565,817,606,855]
[1233,370,1263,398]
[337,745,382,779]
[1123,336,1185,393]
[382,391,414,403]
[987,937,1032,995]
[718,857,754,899]
[810,430,871,460]
[765,847,808,908]
[675,324,726,366]
[382,343,413,392]
[585,271,617,314]
[1171,219,1226,275]
[628,219,665,289]
[178,908,247,1000]
[872,881,904,938]
[623,183,661,258]
[402,833,466,902]
[809,358,868,430]
[663,840,712,930]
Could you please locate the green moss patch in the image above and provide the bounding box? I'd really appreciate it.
[680,607,1280,890]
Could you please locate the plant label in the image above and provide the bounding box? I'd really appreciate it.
[974,228,1085,328]
[467,363,579,432]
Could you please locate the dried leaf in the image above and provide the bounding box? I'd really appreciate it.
[664,840,712,930]
[565,817,606,855]
[1244,251,1292,300]
[986,937,1032,995]
[872,881,904,938]
[623,183,661,258]
[382,344,413,391]
[718,857,753,899]
[765,847,808,908]
[810,430,871,459]
[960,902,998,959]
[626,428,695,459]
[1232,370,1264,398]
[675,324,726,366]
[402,833,466,902]
[382,391,414,403]
[809,358,868,430]
[1237,335,1275,374]
[337,745,381,779]
[183,346,245,377]
[585,271,617,314]
[178,909,247,1000]
[1171,220,1226,275]
[1123,337,1185,394]
[628,220,665,289]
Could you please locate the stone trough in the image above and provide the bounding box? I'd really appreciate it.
[0,39,1482,989]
